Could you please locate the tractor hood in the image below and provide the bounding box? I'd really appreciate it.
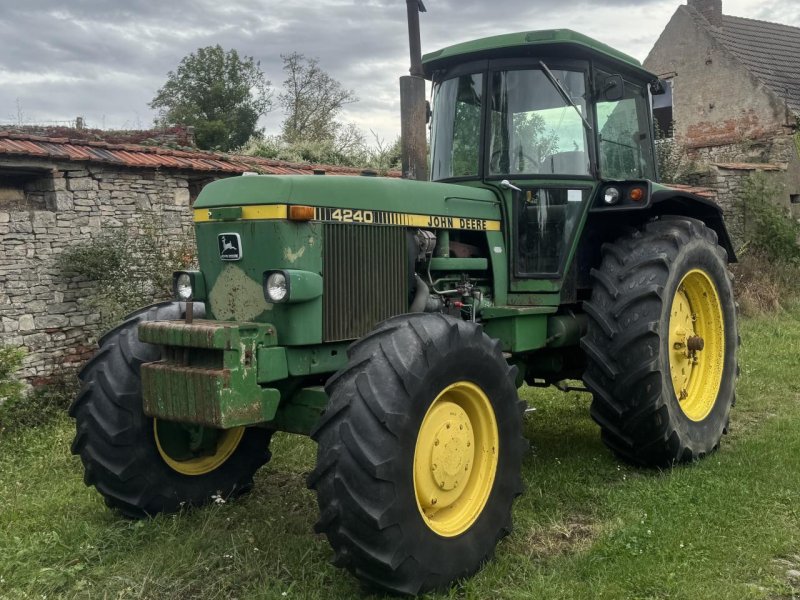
[195,174,499,221]
[191,175,503,346]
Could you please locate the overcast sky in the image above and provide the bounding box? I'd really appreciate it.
[2,0,799,146]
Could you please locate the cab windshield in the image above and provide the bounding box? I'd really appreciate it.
[488,68,590,177]
[430,67,591,181]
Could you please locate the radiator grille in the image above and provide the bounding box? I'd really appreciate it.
[323,224,408,342]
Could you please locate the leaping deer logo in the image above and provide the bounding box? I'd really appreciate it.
[219,234,241,260]
[221,237,236,254]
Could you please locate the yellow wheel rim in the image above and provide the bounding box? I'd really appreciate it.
[413,381,499,537]
[154,419,245,476]
[668,269,726,422]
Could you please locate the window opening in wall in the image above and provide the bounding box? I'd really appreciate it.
[188,177,217,205]
[790,194,800,204]
[652,79,674,138]
[0,168,54,210]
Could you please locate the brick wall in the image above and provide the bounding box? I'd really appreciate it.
[0,163,202,383]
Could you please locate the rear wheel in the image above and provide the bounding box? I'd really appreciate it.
[308,314,526,595]
[582,217,738,466]
[70,302,272,518]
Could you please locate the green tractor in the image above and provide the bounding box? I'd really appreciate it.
[71,29,738,595]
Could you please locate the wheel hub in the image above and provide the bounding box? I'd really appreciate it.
[667,270,725,421]
[429,404,475,492]
[413,382,499,537]
[154,419,245,476]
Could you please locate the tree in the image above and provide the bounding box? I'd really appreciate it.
[279,52,357,144]
[150,45,272,151]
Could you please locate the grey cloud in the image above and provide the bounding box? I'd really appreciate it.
[2,0,797,139]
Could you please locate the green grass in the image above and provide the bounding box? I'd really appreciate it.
[2,311,800,599]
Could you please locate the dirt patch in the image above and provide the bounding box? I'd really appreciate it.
[522,516,599,559]
[773,555,800,595]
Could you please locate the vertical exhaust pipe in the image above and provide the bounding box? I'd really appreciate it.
[400,0,429,181]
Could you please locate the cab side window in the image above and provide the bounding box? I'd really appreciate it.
[595,71,656,180]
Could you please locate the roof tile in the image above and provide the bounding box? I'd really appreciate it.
[0,131,400,177]
[689,7,800,115]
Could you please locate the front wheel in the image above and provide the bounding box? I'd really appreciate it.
[582,216,738,467]
[308,314,527,595]
[69,302,272,518]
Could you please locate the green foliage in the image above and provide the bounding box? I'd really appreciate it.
[0,371,77,432]
[733,173,800,315]
[0,345,25,408]
[239,132,401,174]
[58,218,193,333]
[740,172,800,262]
[279,52,357,145]
[654,122,696,184]
[151,46,273,151]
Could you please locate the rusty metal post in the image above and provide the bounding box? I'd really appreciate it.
[400,0,429,181]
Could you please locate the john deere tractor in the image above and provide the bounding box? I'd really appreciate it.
[71,29,738,595]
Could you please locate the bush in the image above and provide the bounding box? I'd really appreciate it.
[0,346,25,406]
[739,172,800,263]
[732,252,799,315]
[0,345,29,432]
[0,371,78,432]
[733,173,800,315]
[655,123,697,184]
[58,216,193,333]
[238,131,402,175]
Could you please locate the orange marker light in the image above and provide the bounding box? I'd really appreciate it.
[629,187,645,202]
[289,205,315,221]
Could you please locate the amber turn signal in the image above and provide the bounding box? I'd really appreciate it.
[629,187,645,202]
[289,205,315,221]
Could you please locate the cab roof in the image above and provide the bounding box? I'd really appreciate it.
[422,29,655,81]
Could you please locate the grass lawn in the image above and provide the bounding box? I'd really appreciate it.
[2,310,800,599]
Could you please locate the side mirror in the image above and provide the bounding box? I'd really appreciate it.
[602,75,624,102]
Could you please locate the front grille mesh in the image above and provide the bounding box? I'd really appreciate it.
[323,224,408,342]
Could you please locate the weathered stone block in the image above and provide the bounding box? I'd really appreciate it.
[32,211,57,229]
[67,177,95,192]
[35,314,69,329]
[22,332,50,347]
[45,191,74,211]
[18,314,35,331]
[174,188,191,206]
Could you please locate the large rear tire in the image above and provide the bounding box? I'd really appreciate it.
[308,314,526,595]
[69,302,272,518]
[582,216,738,467]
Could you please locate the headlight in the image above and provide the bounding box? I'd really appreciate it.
[172,271,206,302]
[265,272,288,302]
[175,272,193,300]
[603,187,621,205]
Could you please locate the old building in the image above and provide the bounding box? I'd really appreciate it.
[0,130,376,383]
[645,0,800,242]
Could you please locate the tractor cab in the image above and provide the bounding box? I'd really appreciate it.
[425,30,661,281]
[425,29,659,183]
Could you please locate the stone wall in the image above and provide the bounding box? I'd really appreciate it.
[685,161,787,244]
[0,162,203,383]
[682,135,800,245]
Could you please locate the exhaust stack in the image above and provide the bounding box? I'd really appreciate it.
[400,0,428,181]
